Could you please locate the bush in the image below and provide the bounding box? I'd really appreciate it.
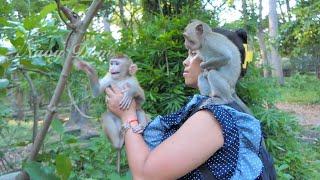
[238,64,320,179]
[277,73,320,104]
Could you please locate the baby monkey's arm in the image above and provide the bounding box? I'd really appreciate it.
[75,60,111,97]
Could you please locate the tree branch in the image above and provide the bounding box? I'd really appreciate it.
[20,69,39,143]
[28,0,103,162]
[18,1,103,178]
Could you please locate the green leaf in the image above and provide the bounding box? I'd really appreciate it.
[40,3,56,19]
[23,16,40,30]
[124,171,132,180]
[31,57,46,66]
[0,17,9,26]
[52,119,64,135]
[278,163,289,171]
[0,151,4,158]
[10,37,25,51]
[56,154,72,180]
[20,58,48,72]
[23,161,59,180]
[0,47,8,55]
[108,173,122,180]
[64,135,78,144]
[0,79,9,89]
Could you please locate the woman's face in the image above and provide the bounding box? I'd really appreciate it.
[183,50,202,88]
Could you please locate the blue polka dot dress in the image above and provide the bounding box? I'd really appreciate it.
[143,94,263,179]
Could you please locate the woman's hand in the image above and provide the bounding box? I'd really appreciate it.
[105,85,137,123]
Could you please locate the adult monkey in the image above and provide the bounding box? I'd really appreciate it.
[183,19,252,114]
[76,54,148,172]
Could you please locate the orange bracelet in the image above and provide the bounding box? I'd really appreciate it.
[128,119,138,124]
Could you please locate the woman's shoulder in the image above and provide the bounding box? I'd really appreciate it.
[183,97,263,179]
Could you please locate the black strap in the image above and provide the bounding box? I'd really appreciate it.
[198,164,216,180]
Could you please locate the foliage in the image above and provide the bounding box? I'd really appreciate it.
[23,161,59,180]
[277,73,320,104]
[0,119,32,147]
[36,120,131,179]
[112,10,213,117]
[237,57,320,179]
[279,0,320,67]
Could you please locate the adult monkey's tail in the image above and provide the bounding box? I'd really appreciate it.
[232,92,253,115]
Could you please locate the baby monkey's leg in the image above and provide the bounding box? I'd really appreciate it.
[101,112,124,149]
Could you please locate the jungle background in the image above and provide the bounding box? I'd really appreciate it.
[0,0,319,179]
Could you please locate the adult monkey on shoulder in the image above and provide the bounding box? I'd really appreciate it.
[76,54,148,171]
[183,19,252,114]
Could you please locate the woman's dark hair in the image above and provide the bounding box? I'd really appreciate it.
[212,28,248,77]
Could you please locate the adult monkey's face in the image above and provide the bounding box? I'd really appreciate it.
[109,58,130,80]
[183,20,204,50]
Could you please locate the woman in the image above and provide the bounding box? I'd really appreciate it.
[105,34,263,179]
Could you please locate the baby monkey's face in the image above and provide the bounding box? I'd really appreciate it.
[109,58,130,80]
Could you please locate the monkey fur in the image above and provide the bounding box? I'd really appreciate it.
[76,57,148,147]
[76,57,148,172]
[183,20,252,114]
[213,28,248,77]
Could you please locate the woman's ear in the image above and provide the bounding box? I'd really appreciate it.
[129,64,138,75]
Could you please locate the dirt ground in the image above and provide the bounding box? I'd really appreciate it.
[276,102,320,143]
[275,102,320,126]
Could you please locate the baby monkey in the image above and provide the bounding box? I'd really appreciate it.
[76,54,148,171]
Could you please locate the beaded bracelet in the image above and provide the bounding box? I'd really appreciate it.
[120,121,145,135]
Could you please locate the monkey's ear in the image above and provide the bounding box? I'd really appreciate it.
[196,24,203,35]
[129,64,138,75]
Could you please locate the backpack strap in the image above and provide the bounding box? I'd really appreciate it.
[198,164,216,180]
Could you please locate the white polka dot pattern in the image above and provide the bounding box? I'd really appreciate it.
[143,94,263,179]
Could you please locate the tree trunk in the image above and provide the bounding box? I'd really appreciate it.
[242,0,254,54]
[316,55,320,79]
[257,0,270,77]
[268,0,285,85]
[67,102,98,139]
[277,0,286,23]
[242,0,249,32]
[257,30,271,77]
[285,0,291,22]
[119,0,127,27]
[11,73,25,120]
[103,15,111,32]
[21,70,39,143]
[65,102,88,135]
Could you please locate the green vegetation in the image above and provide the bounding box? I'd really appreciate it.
[237,66,320,179]
[277,74,320,104]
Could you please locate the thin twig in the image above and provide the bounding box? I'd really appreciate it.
[66,84,95,119]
